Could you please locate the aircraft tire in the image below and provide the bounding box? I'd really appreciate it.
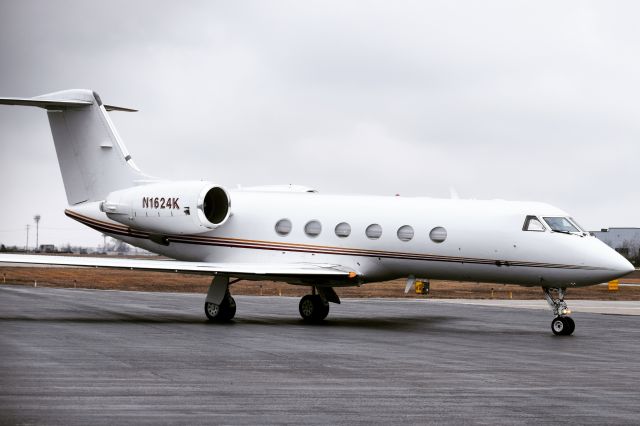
[218,295,237,321]
[204,294,236,322]
[299,295,329,322]
[563,316,575,335]
[551,316,574,336]
[314,296,330,321]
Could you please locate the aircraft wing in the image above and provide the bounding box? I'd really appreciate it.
[0,254,358,284]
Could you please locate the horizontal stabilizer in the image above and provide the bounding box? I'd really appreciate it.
[0,254,358,282]
[0,97,93,109]
[0,97,137,112]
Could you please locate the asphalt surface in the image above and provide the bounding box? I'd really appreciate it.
[433,298,640,315]
[1,286,640,425]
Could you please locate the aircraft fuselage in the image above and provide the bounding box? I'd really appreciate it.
[68,190,631,288]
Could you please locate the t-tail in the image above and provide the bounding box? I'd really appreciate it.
[0,89,152,205]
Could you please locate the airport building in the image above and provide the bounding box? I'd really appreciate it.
[592,227,640,266]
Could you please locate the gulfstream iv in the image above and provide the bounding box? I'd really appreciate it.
[0,90,633,335]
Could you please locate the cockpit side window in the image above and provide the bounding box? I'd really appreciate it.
[543,217,579,233]
[523,215,546,232]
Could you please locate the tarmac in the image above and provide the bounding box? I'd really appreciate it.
[1,285,640,425]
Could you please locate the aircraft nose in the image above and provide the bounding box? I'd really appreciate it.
[609,252,635,278]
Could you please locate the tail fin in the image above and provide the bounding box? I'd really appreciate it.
[0,89,151,205]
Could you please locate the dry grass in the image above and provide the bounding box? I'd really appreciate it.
[2,266,640,300]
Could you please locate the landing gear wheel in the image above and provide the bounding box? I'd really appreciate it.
[299,294,329,322]
[551,316,574,336]
[205,294,236,322]
[563,316,575,335]
[551,317,565,335]
[315,299,330,321]
[543,287,574,336]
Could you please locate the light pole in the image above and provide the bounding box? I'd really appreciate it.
[34,215,41,252]
[25,224,30,252]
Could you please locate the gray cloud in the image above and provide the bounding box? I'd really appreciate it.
[1,0,639,246]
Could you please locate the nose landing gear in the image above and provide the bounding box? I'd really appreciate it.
[543,287,574,336]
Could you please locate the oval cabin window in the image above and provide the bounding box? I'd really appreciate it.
[304,220,322,237]
[429,226,447,243]
[275,219,292,236]
[335,222,351,238]
[366,224,383,240]
[397,225,414,242]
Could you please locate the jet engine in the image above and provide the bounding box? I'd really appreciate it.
[101,181,231,235]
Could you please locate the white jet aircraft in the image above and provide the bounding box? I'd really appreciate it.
[0,89,634,335]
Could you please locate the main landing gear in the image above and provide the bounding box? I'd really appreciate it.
[203,278,341,323]
[204,276,237,322]
[543,287,575,336]
[299,295,329,322]
[205,292,236,322]
[299,286,340,323]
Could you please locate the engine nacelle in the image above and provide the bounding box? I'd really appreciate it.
[101,181,231,235]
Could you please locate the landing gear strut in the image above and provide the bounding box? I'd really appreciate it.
[299,286,340,322]
[542,287,575,336]
[204,276,237,322]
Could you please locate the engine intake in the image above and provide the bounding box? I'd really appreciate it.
[200,186,230,226]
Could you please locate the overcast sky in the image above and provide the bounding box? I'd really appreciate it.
[1,1,639,247]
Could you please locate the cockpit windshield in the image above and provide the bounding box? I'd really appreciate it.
[543,217,579,233]
[568,217,585,232]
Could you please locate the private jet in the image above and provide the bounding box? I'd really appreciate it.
[0,89,634,335]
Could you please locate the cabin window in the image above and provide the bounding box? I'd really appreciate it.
[335,222,351,238]
[366,224,383,239]
[275,218,292,236]
[429,226,447,243]
[397,225,414,242]
[543,217,579,233]
[523,216,545,232]
[304,220,322,237]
